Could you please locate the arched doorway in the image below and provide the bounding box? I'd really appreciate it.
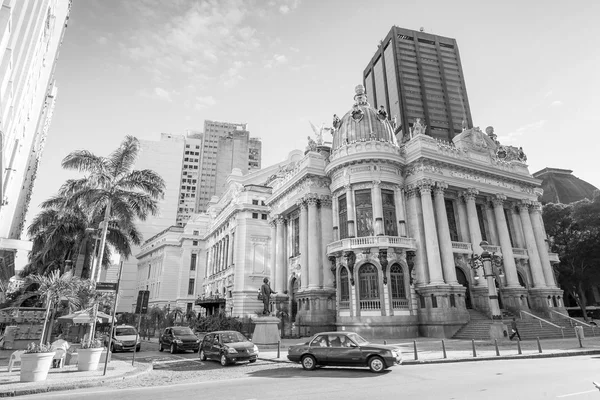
[290,278,299,322]
[456,267,472,309]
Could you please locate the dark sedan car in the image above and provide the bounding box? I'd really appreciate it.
[287,332,402,373]
[159,326,201,353]
[199,331,259,366]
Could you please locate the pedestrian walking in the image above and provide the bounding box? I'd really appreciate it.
[509,317,521,341]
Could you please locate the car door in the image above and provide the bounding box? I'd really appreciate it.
[326,334,363,366]
[308,335,330,364]
[211,334,223,359]
[201,334,213,359]
[162,328,172,347]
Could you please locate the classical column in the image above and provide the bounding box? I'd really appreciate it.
[406,187,428,285]
[298,199,309,290]
[307,196,320,289]
[491,195,519,287]
[275,216,287,292]
[484,201,499,245]
[345,185,356,238]
[320,195,334,288]
[518,202,546,288]
[462,188,484,284]
[372,181,384,236]
[530,202,557,288]
[456,197,470,242]
[331,194,339,242]
[433,182,458,284]
[227,233,234,267]
[393,185,407,237]
[269,220,277,288]
[508,206,525,248]
[418,180,444,285]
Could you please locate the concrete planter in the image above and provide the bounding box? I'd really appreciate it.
[77,348,104,371]
[20,352,56,382]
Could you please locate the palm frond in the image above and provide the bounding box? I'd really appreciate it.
[116,169,165,199]
[113,190,160,221]
[61,150,107,174]
[108,136,140,178]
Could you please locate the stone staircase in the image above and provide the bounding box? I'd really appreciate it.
[452,309,599,340]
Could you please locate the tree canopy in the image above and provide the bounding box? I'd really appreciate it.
[543,191,600,318]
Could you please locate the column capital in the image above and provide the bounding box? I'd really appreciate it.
[416,179,435,195]
[518,199,533,211]
[306,195,319,207]
[404,185,419,198]
[372,180,381,188]
[461,188,479,202]
[344,184,352,192]
[433,182,448,196]
[319,195,332,208]
[529,201,542,213]
[491,194,507,207]
[274,215,286,225]
[296,198,307,210]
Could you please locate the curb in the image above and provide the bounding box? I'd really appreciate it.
[0,362,154,398]
[259,349,600,366]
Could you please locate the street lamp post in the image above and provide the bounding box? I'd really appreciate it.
[470,241,504,320]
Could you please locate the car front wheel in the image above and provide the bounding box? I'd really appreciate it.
[301,355,316,371]
[199,350,207,361]
[170,344,177,354]
[220,354,229,366]
[158,343,163,352]
[368,356,386,373]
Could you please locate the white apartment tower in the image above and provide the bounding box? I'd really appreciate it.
[176,130,202,226]
[0,0,72,279]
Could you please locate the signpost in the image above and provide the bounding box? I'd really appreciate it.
[132,290,150,365]
[103,262,123,376]
[96,282,118,292]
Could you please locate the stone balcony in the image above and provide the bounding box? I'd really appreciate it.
[326,235,417,256]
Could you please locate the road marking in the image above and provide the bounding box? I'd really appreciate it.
[557,389,597,397]
[153,358,204,366]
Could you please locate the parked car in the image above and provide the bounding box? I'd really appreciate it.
[199,330,259,366]
[159,326,201,353]
[105,325,141,353]
[287,332,402,373]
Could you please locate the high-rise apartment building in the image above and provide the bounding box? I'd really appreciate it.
[176,130,202,226]
[214,130,262,196]
[195,120,261,213]
[363,26,473,142]
[0,0,72,279]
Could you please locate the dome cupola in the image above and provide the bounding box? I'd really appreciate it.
[331,85,398,151]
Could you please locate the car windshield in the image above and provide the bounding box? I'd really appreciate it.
[172,327,194,336]
[347,333,368,345]
[220,332,247,343]
[115,327,136,336]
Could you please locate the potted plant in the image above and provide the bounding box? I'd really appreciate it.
[77,339,105,371]
[20,343,55,382]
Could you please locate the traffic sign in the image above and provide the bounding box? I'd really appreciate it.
[135,290,150,314]
[96,282,118,292]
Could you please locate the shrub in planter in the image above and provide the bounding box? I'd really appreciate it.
[20,343,55,382]
[77,339,104,371]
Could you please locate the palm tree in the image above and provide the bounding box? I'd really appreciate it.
[13,270,81,344]
[170,307,184,326]
[24,193,142,278]
[58,135,165,280]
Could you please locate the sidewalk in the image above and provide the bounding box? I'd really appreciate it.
[0,356,152,398]
[258,336,600,365]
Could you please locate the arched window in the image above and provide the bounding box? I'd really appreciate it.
[340,268,349,301]
[390,265,406,299]
[358,264,379,300]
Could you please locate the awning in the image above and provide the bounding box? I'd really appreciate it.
[57,310,113,324]
[195,297,226,307]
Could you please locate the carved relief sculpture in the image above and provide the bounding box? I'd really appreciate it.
[328,256,337,288]
[378,249,388,285]
[345,251,356,286]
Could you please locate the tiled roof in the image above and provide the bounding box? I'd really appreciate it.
[533,168,598,204]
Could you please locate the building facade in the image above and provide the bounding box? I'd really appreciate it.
[214,130,262,197]
[363,26,473,143]
[176,131,203,226]
[0,0,72,278]
[195,120,262,213]
[196,85,563,339]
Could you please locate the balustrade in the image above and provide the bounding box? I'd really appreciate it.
[339,301,350,309]
[359,300,381,310]
[391,299,409,309]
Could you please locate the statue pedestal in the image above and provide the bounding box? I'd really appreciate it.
[251,316,281,347]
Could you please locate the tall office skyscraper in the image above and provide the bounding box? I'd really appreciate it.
[363,26,473,142]
[195,120,261,213]
[214,130,262,196]
[176,130,203,226]
[0,0,72,279]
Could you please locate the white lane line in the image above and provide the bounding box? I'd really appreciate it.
[153,358,204,365]
[557,389,597,397]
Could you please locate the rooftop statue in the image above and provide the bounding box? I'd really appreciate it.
[411,118,426,136]
[377,105,388,121]
[306,135,317,152]
[332,114,341,130]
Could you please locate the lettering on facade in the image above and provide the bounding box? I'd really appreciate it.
[447,170,519,191]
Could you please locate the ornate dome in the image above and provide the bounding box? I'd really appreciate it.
[331,85,398,151]
[533,168,599,205]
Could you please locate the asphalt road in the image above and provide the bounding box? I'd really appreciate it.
[17,354,600,400]
[110,340,200,364]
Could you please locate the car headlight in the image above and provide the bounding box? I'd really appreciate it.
[174,339,183,344]
[227,347,238,354]
[252,345,259,354]
[114,341,122,346]
[196,339,201,343]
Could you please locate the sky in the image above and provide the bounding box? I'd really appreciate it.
[27,0,600,235]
